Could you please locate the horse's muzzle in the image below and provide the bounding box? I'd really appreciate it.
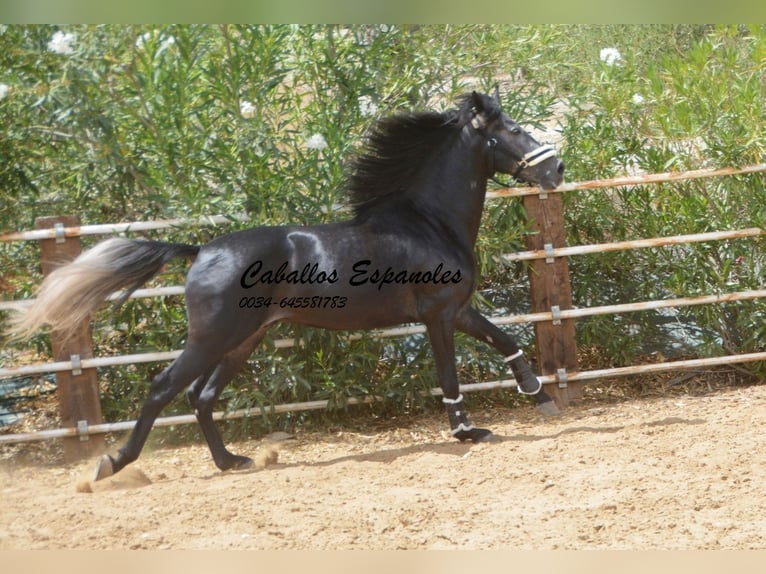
[539,160,565,190]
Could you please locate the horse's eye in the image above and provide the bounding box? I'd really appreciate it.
[510,126,521,135]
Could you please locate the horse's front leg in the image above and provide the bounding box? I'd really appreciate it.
[425,313,493,443]
[456,306,560,416]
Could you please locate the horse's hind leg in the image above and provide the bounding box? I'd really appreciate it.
[186,330,267,472]
[94,345,218,481]
[455,306,559,416]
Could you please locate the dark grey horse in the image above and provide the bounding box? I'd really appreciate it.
[9,90,564,480]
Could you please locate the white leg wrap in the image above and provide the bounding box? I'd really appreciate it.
[517,377,543,395]
[504,350,543,395]
[503,350,524,363]
[442,394,464,405]
[450,422,475,435]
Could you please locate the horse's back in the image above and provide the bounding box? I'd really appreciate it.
[182,218,472,336]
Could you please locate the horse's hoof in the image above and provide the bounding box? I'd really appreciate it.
[536,400,561,417]
[234,456,254,470]
[455,427,494,443]
[93,454,115,482]
[222,455,254,471]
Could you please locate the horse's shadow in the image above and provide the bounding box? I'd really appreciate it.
[226,415,707,475]
[89,415,709,488]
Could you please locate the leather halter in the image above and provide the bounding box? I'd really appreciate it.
[486,137,557,185]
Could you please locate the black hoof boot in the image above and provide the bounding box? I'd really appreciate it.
[444,394,493,443]
[454,427,494,443]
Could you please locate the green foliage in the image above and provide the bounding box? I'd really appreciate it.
[1,25,764,437]
[558,25,765,373]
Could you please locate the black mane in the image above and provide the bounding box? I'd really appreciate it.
[345,94,499,216]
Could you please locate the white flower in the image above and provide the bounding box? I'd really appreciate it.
[305,133,328,151]
[631,93,645,105]
[358,95,378,117]
[239,100,256,119]
[159,36,176,51]
[136,32,176,55]
[0,83,9,101]
[47,31,76,55]
[599,47,622,66]
[135,32,153,49]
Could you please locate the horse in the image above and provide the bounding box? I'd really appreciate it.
[8,89,565,481]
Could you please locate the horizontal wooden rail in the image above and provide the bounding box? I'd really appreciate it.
[492,289,766,326]
[2,289,764,380]
[2,164,764,244]
[0,285,188,312]
[486,162,766,199]
[0,214,251,243]
[502,227,764,262]
[2,350,764,445]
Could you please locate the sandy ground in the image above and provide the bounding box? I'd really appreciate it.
[2,382,766,550]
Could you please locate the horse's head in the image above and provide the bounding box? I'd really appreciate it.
[466,90,565,191]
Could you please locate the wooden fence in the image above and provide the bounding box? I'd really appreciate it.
[1,163,765,457]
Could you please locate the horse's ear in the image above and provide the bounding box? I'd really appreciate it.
[471,91,483,109]
[470,91,487,129]
[492,84,501,105]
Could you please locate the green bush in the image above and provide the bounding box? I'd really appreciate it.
[559,25,765,370]
[1,25,763,437]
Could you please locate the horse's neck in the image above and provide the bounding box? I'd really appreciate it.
[415,138,488,248]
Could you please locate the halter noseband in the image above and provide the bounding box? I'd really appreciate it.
[486,137,557,185]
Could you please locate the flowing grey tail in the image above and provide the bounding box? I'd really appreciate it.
[6,238,199,343]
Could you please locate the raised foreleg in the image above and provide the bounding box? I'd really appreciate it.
[456,306,560,416]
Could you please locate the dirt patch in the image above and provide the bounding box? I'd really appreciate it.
[2,383,766,550]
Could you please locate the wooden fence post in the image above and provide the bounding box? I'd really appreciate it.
[35,216,105,460]
[522,192,582,407]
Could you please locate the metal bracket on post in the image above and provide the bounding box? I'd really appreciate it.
[76,419,89,442]
[556,368,568,389]
[70,354,82,376]
[54,222,66,244]
[551,305,562,325]
[544,243,555,263]
[539,188,549,200]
